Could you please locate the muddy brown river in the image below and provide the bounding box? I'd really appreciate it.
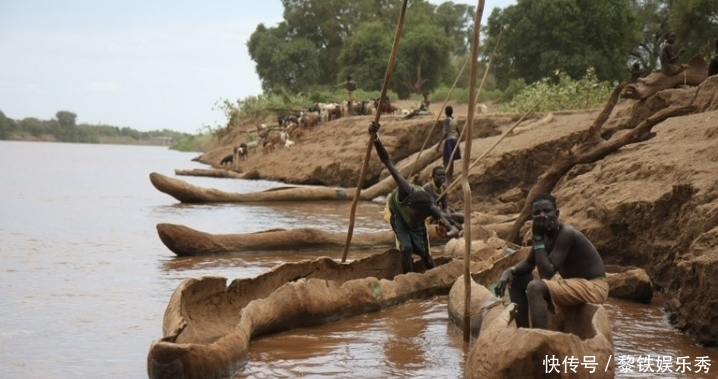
[0,141,714,378]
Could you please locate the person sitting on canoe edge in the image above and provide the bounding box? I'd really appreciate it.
[423,165,465,230]
[494,193,608,329]
[369,121,460,274]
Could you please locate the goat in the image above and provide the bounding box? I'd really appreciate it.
[262,130,289,153]
[234,142,248,162]
[299,111,320,129]
[284,121,303,141]
[343,100,363,116]
[364,100,376,115]
[219,154,234,166]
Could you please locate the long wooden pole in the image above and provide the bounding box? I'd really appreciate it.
[341,0,409,263]
[462,0,485,343]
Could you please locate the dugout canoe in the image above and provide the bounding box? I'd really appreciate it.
[149,172,356,203]
[173,168,260,180]
[150,142,439,203]
[448,277,615,378]
[156,223,479,256]
[147,247,524,379]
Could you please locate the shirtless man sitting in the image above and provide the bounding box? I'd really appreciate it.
[494,193,608,329]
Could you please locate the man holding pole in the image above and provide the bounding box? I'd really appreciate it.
[369,121,459,274]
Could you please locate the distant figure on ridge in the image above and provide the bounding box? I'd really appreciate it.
[659,31,686,75]
[337,75,358,115]
[421,92,431,111]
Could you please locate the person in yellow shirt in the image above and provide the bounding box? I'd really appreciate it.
[370,121,459,274]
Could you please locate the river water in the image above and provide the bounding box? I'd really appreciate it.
[0,141,715,379]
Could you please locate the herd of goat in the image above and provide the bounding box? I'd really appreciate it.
[218,98,489,167]
[219,99,406,167]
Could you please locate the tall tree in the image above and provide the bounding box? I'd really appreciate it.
[393,23,453,98]
[668,0,718,59]
[247,0,473,94]
[55,111,77,127]
[433,1,476,56]
[628,0,671,72]
[0,110,16,139]
[247,23,321,92]
[337,21,393,91]
[483,0,640,89]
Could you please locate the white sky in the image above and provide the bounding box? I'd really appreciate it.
[0,0,515,134]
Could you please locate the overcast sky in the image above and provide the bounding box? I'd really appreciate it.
[0,0,515,134]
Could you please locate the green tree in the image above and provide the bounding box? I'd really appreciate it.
[0,110,16,139]
[55,110,77,127]
[19,117,46,137]
[668,0,718,59]
[337,21,393,91]
[393,23,453,98]
[247,23,322,93]
[247,0,474,94]
[483,0,640,88]
[433,1,476,56]
[628,0,671,73]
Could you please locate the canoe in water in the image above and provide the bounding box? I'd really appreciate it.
[146,248,525,379]
[156,223,463,256]
[448,277,615,378]
[149,172,356,203]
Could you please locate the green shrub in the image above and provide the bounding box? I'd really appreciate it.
[499,68,615,113]
[501,78,527,103]
[170,135,214,152]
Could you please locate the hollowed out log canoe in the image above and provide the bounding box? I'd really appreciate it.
[622,54,708,100]
[448,277,615,378]
[149,172,356,203]
[156,223,460,256]
[147,248,524,379]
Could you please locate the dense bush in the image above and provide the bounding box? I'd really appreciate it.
[499,68,615,113]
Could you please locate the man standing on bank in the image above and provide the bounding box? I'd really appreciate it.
[437,105,461,183]
[369,121,459,274]
[494,194,608,329]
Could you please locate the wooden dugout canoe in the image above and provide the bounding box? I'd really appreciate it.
[622,54,708,100]
[150,142,438,203]
[149,172,355,203]
[448,277,615,378]
[147,247,524,379]
[156,223,467,256]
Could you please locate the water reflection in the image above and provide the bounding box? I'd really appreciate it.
[240,299,464,379]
